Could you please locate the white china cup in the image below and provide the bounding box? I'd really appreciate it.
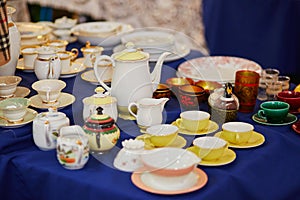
[57,48,79,73]
[0,76,22,98]
[21,46,38,69]
[0,97,30,122]
[32,79,66,103]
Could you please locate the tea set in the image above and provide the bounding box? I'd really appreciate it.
[1,16,300,196]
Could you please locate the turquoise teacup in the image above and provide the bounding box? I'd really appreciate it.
[257,101,289,123]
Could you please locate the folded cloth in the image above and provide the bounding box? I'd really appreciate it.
[0,0,10,66]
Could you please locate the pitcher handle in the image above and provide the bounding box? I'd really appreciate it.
[94,55,114,92]
[48,57,55,79]
[128,102,138,118]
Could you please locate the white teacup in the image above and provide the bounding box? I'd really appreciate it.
[45,40,69,52]
[21,46,38,69]
[57,48,79,73]
[32,79,66,103]
[81,44,104,68]
[0,98,30,122]
[0,76,22,98]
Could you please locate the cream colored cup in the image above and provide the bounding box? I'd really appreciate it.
[21,46,39,69]
[45,40,69,52]
[191,136,227,161]
[32,80,66,103]
[0,76,22,98]
[57,48,79,73]
[221,122,254,144]
[176,111,210,132]
[81,45,104,68]
[144,124,178,147]
[0,98,30,122]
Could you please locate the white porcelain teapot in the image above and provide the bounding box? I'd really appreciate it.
[34,46,62,80]
[128,97,169,129]
[94,43,171,119]
[32,108,70,151]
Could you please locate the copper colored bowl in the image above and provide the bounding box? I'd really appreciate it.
[178,85,206,110]
[195,80,222,92]
[153,84,171,99]
[166,77,194,95]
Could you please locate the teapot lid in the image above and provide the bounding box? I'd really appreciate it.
[82,87,117,105]
[114,42,148,61]
[37,107,67,121]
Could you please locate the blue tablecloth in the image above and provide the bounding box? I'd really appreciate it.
[1,42,300,200]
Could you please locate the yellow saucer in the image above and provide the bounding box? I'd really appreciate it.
[0,86,30,100]
[187,146,236,166]
[29,92,75,110]
[214,131,265,148]
[136,135,187,150]
[171,120,219,136]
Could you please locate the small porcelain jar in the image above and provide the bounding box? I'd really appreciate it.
[33,108,70,151]
[208,83,239,124]
[113,139,145,172]
[82,87,118,121]
[83,107,120,153]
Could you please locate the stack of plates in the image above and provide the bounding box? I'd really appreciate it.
[71,21,133,48]
[16,22,52,48]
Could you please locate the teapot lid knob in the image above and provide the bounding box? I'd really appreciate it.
[85,41,91,48]
[224,82,233,98]
[125,42,136,52]
[95,87,105,94]
[96,106,104,115]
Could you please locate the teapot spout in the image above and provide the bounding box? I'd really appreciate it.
[150,52,172,91]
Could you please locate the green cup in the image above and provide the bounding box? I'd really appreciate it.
[257,101,289,123]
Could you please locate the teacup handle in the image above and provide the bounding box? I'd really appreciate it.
[70,48,79,61]
[175,118,184,129]
[257,110,267,121]
[128,102,138,119]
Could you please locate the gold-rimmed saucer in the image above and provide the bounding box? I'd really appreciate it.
[0,108,37,128]
[214,131,265,149]
[171,120,219,136]
[16,58,34,73]
[0,86,30,100]
[186,146,236,166]
[29,92,75,110]
[136,134,187,150]
[81,69,111,85]
[60,61,86,78]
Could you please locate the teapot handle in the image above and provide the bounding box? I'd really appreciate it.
[94,55,114,92]
[48,58,55,79]
[128,102,138,119]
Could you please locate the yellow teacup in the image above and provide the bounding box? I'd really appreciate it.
[176,111,210,132]
[143,124,178,147]
[220,122,254,144]
[189,136,227,161]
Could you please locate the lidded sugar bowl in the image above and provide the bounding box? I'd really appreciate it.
[33,107,70,151]
[208,82,239,124]
[82,87,118,121]
[82,107,120,152]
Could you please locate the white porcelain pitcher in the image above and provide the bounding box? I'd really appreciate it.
[34,46,62,80]
[128,97,169,128]
[94,43,171,119]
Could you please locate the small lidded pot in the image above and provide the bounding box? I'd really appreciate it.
[208,83,239,124]
[82,87,118,121]
[83,107,120,153]
[33,107,70,151]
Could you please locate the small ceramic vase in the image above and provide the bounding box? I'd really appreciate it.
[83,107,120,153]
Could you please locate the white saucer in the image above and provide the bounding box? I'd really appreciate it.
[0,108,37,128]
[0,86,30,100]
[16,58,34,73]
[136,135,187,150]
[60,61,86,78]
[29,92,75,110]
[80,70,111,85]
[113,41,190,62]
[131,167,208,195]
